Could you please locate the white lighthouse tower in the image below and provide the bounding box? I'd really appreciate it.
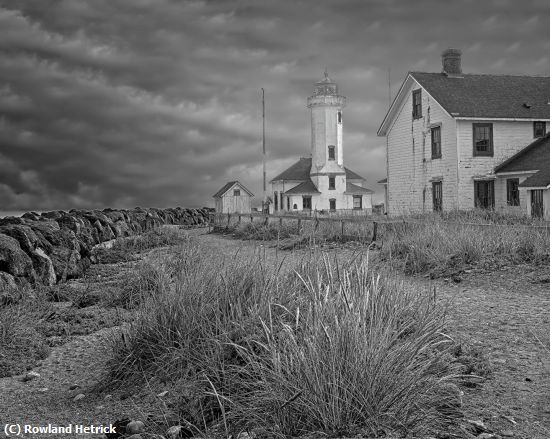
[269,72,372,213]
[306,71,347,209]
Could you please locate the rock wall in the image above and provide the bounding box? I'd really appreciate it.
[0,207,212,289]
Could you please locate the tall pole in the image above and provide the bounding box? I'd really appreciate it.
[262,88,266,213]
[388,67,391,109]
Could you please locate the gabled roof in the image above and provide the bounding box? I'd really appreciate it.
[378,71,550,136]
[270,157,312,182]
[344,182,373,194]
[494,133,550,188]
[411,72,550,120]
[213,181,254,198]
[271,157,365,182]
[284,179,320,195]
[495,132,550,173]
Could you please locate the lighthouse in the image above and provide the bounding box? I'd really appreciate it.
[307,71,347,206]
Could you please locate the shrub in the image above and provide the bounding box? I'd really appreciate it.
[106,240,463,437]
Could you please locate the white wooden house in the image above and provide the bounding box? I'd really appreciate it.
[213,181,254,213]
[377,48,550,218]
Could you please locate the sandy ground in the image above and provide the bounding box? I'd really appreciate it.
[1,228,548,438]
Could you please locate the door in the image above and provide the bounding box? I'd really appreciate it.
[531,190,544,218]
[474,180,494,209]
[432,181,442,212]
[302,196,312,210]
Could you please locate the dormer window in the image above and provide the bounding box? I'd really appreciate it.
[412,89,422,119]
[328,145,335,160]
[534,121,546,138]
[337,111,342,124]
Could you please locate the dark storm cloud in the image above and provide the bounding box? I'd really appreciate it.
[0,0,549,211]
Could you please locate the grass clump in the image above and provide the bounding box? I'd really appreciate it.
[0,287,50,377]
[106,238,463,437]
[112,227,187,253]
[381,215,550,276]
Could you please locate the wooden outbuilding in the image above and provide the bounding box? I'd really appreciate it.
[213,181,254,213]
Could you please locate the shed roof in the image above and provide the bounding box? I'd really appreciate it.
[212,181,254,198]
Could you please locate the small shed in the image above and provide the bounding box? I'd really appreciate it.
[213,181,254,213]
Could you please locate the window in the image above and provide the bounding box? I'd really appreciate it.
[337,111,342,124]
[328,176,335,190]
[329,199,336,211]
[353,195,362,210]
[474,180,495,209]
[431,126,441,159]
[534,121,546,138]
[287,197,291,211]
[412,89,422,119]
[233,189,241,196]
[506,179,520,206]
[432,181,442,211]
[274,191,278,211]
[302,196,312,210]
[473,123,493,156]
[328,145,335,160]
[280,192,284,211]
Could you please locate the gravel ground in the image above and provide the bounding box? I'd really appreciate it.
[1,229,548,439]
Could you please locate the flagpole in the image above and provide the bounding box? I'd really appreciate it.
[262,87,267,212]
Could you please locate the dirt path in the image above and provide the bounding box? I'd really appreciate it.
[1,229,548,438]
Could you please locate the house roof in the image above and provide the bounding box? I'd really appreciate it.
[284,179,320,195]
[344,182,374,194]
[378,72,550,136]
[519,168,550,188]
[271,157,365,182]
[411,72,550,119]
[495,132,550,173]
[493,133,550,188]
[212,181,254,198]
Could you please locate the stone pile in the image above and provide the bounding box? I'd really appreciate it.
[0,207,212,289]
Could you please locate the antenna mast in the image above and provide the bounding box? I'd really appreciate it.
[261,88,267,213]
[388,67,391,108]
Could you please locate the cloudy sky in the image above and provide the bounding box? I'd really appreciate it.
[0,0,549,213]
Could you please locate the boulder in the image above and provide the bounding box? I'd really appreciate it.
[32,248,57,286]
[0,233,34,279]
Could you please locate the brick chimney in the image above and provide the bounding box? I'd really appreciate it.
[442,48,462,77]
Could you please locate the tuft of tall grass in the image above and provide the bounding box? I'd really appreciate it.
[0,286,50,377]
[111,227,188,253]
[106,238,462,437]
[381,218,550,275]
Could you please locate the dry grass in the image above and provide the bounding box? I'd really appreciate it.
[380,216,550,275]
[0,286,51,377]
[106,237,465,438]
